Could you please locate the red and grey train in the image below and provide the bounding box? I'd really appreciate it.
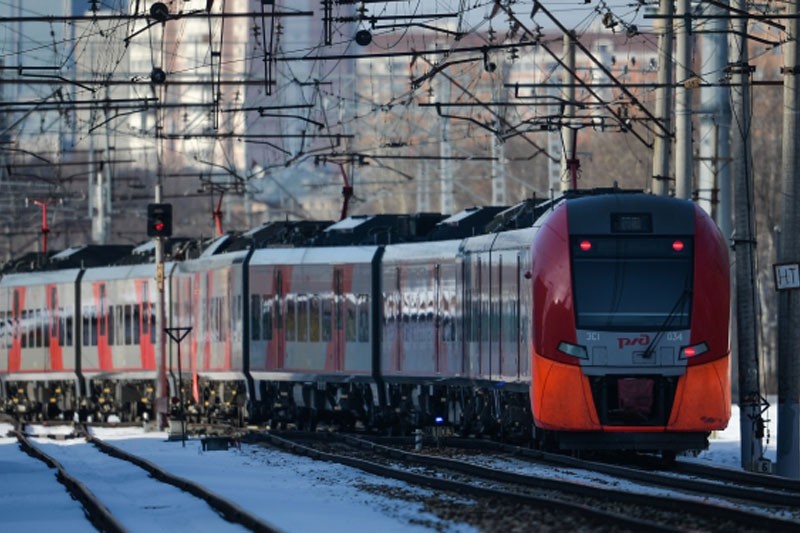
[0,190,731,454]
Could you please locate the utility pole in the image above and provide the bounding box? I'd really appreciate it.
[698,0,732,239]
[674,0,693,199]
[730,0,767,472]
[652,0,674,196]
[561,31,577,192]
[491,60,508,205]
[439,77,453,215]
[777,0,800,480]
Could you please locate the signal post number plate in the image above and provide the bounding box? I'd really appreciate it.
[774,262,800,290]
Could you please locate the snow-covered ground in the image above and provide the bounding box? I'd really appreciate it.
[0,403,783,532]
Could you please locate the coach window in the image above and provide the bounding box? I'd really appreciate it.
[297,294,308,342]
[119,306,128,345]
[235,294,243,342]
[20,310,28,348]
[81,306,89,346]
[107,305,115,346]
[345,294,357,342]
[286,295,296,341]
[357,294,369,342]
[310,295,321,342]
[133,304,140,345]
[91,306,99,346]
[50,288,58,338]
[64,307,73,346]
[0,312,6,349]
[262,295,273,341]
[322,296,332,342]
[35,309,43,347]
[150,303,156,344]
[251,294,262,340]
[217,297,223,342]
[99,285,107,337]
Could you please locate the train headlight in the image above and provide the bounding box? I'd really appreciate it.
[557,341,589,360]
[679,342,709,359]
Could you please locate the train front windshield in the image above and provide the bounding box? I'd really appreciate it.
[571,237,693,331]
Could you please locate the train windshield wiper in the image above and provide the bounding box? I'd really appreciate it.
[641,287,692,359]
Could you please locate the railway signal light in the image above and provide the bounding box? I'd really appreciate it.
[147,203,172,237]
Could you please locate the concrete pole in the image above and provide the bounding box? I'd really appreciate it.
[730,0,765,472]
[674,0,693,199]
[491,62,508,205]
[651,0,674,195]
[439,78,454,215]
[697,0,732,239]
[777,0,800,480]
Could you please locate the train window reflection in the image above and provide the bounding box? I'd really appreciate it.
[572,237,692,331]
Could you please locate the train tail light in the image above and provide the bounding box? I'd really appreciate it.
[679,342,709,360]
[557,341,589,360]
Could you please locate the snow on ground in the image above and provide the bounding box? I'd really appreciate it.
[0,421,475,532]
[0,401,784,532]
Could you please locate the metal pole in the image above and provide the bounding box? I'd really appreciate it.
[165,327,192,448]
[777,0,800,480]
[730,0,766,472]
[561,31,576,192]
[652,0,674,196]
[675,0,693,200]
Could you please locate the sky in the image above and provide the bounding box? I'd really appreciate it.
[0,400,782,533]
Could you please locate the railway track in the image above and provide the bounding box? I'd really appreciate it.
[429,437,800,510]
[17,428,278,533]
[252,431,799,532]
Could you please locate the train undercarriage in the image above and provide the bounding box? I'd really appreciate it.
[2,374,533,441]
[248,379,533,441]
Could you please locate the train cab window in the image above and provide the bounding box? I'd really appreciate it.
[571,237,693,331]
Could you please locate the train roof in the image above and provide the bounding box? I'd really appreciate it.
[0,189,677,272]
[312,212,446,246]
[0,245,133,273]
[206,220,336,255]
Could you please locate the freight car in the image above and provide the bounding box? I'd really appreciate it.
[0,190,731,455]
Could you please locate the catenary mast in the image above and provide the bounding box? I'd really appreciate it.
[777,0,800,480]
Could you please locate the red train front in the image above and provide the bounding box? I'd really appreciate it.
[528,193,731,454]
